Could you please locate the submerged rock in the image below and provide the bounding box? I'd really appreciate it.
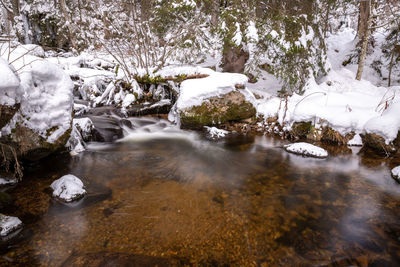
[0,214,22,237]
[51,174,87,202]
[180,91,256,129]
[391,166,400,182]
[284,142,328,158]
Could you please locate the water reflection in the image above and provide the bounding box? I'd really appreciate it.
[1,117,400,266]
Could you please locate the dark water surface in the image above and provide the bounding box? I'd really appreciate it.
[1,118,400,266]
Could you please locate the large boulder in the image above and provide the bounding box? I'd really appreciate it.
[179,91,256,129]
[172,71,256,129]
[362,102,400,155]
[0,49,73,161]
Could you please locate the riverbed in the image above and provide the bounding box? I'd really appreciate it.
[1,117,400,266]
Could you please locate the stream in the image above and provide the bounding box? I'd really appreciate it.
[1,117,400,266]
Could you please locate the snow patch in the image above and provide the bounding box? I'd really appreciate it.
[284,142,328,158]
[347,134,363,146]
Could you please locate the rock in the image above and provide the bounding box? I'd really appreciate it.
[0,214,22,237]
[0,104,20,129]
[87,116,123,142]
[180,91,256,129]
[284,142,328,158]
[126,99,172,116]
[391,166,400,182]
[51,174,87,202]
[361,132,400,155]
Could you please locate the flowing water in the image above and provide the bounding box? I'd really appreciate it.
[1,117,400,266]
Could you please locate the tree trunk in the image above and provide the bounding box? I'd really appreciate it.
[356,0,373,81]
[59,0,76,48]
[357,0,370,40]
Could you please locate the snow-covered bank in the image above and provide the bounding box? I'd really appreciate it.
[251,28,400,152]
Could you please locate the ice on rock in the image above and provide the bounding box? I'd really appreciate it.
[51,174,87,202]
[284,142,328,158]
[205,126,229,139]
[0,214,22,237]
[391,166,400,182]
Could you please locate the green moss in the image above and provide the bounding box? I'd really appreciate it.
[180,98,256,129]
[291,121,312,137]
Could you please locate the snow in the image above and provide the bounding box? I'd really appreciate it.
[253,27,400,144]
[155,65,214,79]
[0,58,20,106]
[1,45,74,143]
[364,102,400,144]
[67,118,94,155]
[284,142,328,158]
[348,134,363,146]
[176,70,249,110]
[51,174,87,202]
[0,214,22,237]
[0,177,18,186]
[391,166,400,181]
[205,126,229,138]
[122,94,136,108]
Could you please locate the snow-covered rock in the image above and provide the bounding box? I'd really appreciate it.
[74,118,94,140]
[391,166,400,182]
[0,45,74,160]
[0,214,22,237]
[67,118,94,155]
[172,70,256,129]
[51,174,87,202]
[364,102,400,146]
[176,70,249,110]
[284,142,328,158]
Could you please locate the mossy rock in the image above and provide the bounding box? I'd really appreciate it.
[291,121,312,138]
[0,125,72,162]
[180,91,256,129]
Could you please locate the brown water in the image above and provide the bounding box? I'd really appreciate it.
[1,117,400,266]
